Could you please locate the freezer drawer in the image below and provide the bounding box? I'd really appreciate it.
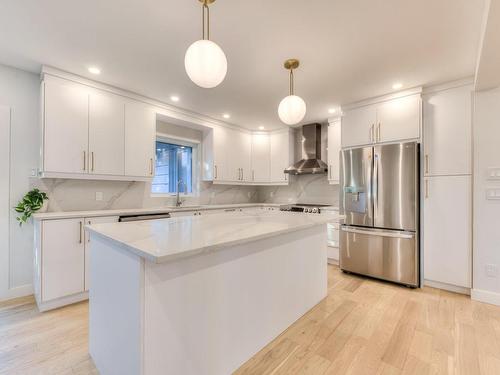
[340,226,419,286]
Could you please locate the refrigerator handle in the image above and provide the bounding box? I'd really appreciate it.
[341,226,414,239]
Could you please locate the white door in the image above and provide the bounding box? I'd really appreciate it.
[423,86,472,176]
[270,131,291,183]
[84,216,119,291]
[43,77,89,174]
[125,101,156,177]
[341,104,376,148]
[212,126,228,181]
[327,120,341,183]
[251,133,270,182]
[89,91,125,175]
[423,175,471,288]
[377,95,420,143]
[0,106,10,299]
[41,218,85,301]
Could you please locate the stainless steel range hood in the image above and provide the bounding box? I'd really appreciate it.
[284,123,328,175]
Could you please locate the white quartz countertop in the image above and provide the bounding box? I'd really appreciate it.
[85,210,336,264]
[32,203,282,220]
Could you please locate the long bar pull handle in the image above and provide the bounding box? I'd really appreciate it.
[90,152,95,172]
[377,123,381,143]
[341,226,414,239]
[83,151,86,171]
[425,154,429,174]
[252,170,255,181]
[150,158,154,175]
[79,221,83,244]
[214,165,218,179]
[87,220,91,243]
[373,154,379,219]
[370,124,374,143]
[425,179,429,198]
[241,168,244,181]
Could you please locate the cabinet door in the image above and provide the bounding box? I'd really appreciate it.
[423,175,471,288]
[327,120,341,183]
[42,218,85,301]
[125,101,156,177]
[251,133,271,182]
[84,216,119,291]
[377,95,420,143]
[89,91,125,175]
[239,132,252,182]
[212,126,228,181]
[43,78,89,174]
[423,86,472,176]
[270,131,291,183]
[341,105,376,148]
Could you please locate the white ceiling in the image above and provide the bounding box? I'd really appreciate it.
[0,0,486,130]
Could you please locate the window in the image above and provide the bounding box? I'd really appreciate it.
[152,141,193,195]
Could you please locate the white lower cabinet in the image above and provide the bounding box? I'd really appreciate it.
[35,216,118,311]
[423,175,471,288]
[327,222,340,264]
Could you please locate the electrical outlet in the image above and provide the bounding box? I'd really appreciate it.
[30,168,38,177]
[485,264,499,278]
[95,192,104,201]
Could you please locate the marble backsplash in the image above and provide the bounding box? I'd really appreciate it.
[258,174,340,206]
[32,179,259,212]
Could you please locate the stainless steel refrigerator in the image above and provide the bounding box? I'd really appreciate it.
[339,142,419,287]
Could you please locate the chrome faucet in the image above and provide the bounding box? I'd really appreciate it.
[176,179,186,207]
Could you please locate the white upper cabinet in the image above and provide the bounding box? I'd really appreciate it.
[235,131,252,182]
[341,104,376,148]
[43,77,89,174]
[125,101,156,177]
[327,119,341,183]
[341,93,421,148]
[88,91,125,176]
[251,133,271,182]
[423,85,472,176]
[212,126,228,181]
[376,95,420,143]
[270,130,292,183]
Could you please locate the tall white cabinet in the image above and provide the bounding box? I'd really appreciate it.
[422,84,473,290]
[327,118,341,184]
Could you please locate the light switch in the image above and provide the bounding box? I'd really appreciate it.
[486,188,500,200]
[487,167,500,180]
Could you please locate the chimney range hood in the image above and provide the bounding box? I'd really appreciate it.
[284,123,328,175]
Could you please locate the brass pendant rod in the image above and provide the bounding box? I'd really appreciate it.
[289,69,294,96]
[202,3,210,40]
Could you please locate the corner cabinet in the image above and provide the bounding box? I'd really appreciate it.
[327,118,341,184]
[40,74,156,181]
[203,126,293,186]
[341,93,421,148]
[34,216,118,311]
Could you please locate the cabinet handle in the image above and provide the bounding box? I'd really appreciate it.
[425,155,429,174]
[83,151,86,171]
[377,123,381,142]
[214,165,218,179]
[79,221,83,244]
[252,170,255,181]
[284,173,287,181]
[241,168,244,181]
[87,220,91,243]
[369,125,373,143]
[150,158,154,175]
[425,180,429,199]
[329,165,332,179]
[90,152,95,172]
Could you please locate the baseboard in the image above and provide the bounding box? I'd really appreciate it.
[37,292,88,312]
[471,288,500,306]
[0,284,34,302]
[423,279,470,295]
[327,258,339,265]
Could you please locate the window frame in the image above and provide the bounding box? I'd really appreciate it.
[151,133,200,197]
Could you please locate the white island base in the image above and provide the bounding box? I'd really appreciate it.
[89,224,327,375]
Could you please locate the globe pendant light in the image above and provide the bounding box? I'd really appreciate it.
[185,0,227,88]
[278,59,306,125]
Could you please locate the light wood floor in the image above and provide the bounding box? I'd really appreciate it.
[2,266,500,375]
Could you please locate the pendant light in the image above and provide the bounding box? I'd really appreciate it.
[278,59,306,125]
[185,0,227,88]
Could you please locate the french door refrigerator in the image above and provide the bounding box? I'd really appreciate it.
[339,142,420,287]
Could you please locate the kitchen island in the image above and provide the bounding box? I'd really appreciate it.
[86,209,329,375]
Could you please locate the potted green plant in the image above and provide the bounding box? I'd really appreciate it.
[14,189,49,226]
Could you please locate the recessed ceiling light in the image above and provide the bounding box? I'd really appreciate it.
[222,113,230,119]
[392,82,403,90]
[328,108,336,114]
[170,95,180,102]
[88,66,101,75]
[258,126,265,130]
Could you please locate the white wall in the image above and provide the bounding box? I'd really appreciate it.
[0,64,40,300]
[472,87,500,305]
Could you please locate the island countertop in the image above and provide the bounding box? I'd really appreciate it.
[86,210,334,264]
